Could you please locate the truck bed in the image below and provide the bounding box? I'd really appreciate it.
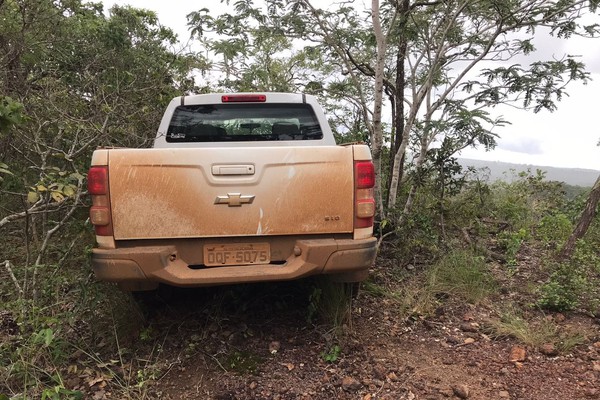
[105,146,355,240]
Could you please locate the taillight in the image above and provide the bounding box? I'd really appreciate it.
[87,166,113,236]
[221,94,266,103]
[354,161,375,230]
[355,161,375,189]
[88,166,108,194]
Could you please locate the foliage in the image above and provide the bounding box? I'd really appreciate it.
[225,0,600,219]
[536,213,573,245]
[0,0,201,267]
[498,228,529,267]
[490,170,564,228]
[222,350,263,374]
[0,0,599,395]
[0,96,24,134]
[320,344,341,363]
[0,1,199,396]
[538,240,600,312]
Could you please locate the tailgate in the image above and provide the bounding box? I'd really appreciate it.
[108,146,354,240]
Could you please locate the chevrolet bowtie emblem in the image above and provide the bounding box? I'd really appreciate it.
[214,193,255,207]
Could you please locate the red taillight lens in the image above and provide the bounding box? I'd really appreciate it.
[88,165,113,236]
[221,94,266,103]
[354,161,375,231]
[88,166,108,195]
[355,161,375,189]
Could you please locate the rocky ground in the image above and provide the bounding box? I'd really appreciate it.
[148,293,600,400]
[28,246,600,400]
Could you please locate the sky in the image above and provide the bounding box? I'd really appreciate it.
[101,0,600,171]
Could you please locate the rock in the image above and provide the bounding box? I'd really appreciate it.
[464,338,476,345]
[499,390,510,398]
[585,388,598,397]
[452,384,470,399]
[540,343,559,357]
[342,376,362,392]
[509,346,526,363]
[447,336,461,345]
[269,341,281,354]
[373,364,387,380]
[460,323,479,333]
[438,387,454,397]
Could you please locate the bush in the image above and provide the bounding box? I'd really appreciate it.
[498,228,529,266]
[537,241,600,312]
[536,213,573,245]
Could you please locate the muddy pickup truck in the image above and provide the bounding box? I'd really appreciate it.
[87,93,377,291]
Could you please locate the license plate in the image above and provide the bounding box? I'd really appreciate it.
[203,243,270,266]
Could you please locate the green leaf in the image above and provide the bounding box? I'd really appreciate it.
[44,328,54,346]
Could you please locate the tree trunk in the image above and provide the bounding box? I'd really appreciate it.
[371,0,387,217]
[386,0,409,209]
[558,174,600,260]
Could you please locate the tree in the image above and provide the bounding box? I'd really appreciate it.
[189,0,600,228]
[559,174,600,260]
[0,0,200,274]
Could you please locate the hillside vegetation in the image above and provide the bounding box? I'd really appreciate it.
[458,158,600,188]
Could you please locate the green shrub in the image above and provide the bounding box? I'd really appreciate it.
[498,228,529,266]
[537,213,573,244]
[538,241,600,312]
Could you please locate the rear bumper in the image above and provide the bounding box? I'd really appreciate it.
[91,237,377,288]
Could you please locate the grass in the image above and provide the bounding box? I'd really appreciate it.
[360,248,496,319]
[487,308,586,353]
[308,278,354,334]
[426,249,496,304]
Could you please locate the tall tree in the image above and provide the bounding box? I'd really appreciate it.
[190,0,599,226]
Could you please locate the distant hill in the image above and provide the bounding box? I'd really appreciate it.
[457,158,599,187]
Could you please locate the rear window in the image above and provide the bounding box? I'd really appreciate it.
[166,103,323,142]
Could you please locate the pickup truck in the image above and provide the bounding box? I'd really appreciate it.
[87,93,377,291]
